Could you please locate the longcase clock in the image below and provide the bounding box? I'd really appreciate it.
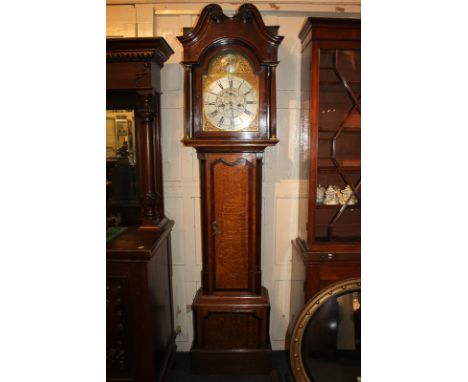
[177,4,283,375]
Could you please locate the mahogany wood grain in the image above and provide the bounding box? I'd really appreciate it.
[177,4,282,374]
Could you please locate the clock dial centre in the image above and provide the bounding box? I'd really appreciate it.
[203,74,258,131]
[216,87,246,118]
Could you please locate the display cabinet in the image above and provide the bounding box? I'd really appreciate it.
[293,18,361,302]
[106,38,176,382]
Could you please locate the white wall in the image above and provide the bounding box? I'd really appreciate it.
[107,1,360,351]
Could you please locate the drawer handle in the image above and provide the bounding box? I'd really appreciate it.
[327,253,334,259]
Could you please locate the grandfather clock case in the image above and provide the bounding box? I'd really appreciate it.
[293,18,361,303]
[178,4,283,375]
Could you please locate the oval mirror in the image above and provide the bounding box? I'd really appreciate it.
[290,278,361,382]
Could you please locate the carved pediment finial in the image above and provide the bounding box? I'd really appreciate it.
[206,3,224,23]
[238,3,255,24]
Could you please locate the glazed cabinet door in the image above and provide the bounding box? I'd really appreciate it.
[312,47,361,244]
[199,152,262,295]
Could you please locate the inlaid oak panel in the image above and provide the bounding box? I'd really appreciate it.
[210,154,257,291]
[199,152,261,294]
[212,156,252,290]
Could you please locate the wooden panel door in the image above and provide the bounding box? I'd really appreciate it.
[199,152,262,295]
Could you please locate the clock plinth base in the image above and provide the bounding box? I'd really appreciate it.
[190,287,272,375]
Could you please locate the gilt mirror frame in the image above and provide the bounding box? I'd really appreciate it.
[289,277,361,382]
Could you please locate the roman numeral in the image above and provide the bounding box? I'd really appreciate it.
[246,101,257,104]
[244,110,253,116]
[238,80,244,89]
[217,117,224,127]
[230,119,235,129]
[209,91,217,96]
[244,88,252,96]
[209,110,218,118]
[204,102,216,105]
[217,80,224,89]
[229,79,233,88]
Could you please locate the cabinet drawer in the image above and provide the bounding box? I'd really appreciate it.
[318,262,360,282]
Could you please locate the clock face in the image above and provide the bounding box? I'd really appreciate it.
[203,75,258,132]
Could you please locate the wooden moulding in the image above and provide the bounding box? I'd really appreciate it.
[106,37,174,65]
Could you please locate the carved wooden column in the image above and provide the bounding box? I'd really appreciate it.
[136,90,164,227]
[106,38,174,229]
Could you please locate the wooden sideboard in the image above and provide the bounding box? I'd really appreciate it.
[106,222,176,381]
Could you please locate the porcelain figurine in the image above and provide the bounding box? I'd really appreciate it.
[333,185,342,201]
[316,184,326,204]
[340,185,357,205]
[324,185,339,205]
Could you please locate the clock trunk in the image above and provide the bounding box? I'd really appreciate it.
[199,152,262,295]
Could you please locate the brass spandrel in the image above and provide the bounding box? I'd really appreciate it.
[208,53,254,75]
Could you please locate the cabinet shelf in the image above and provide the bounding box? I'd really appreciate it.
[319,126,360,134]
[319,80,360,86]
[318,158,360,165]
[317,158,361,173]
[316,204,360,210]
[314,236,360,244]
[315,223,360,227]
[318,168,360,175]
